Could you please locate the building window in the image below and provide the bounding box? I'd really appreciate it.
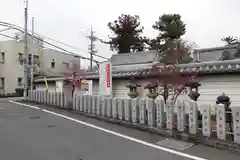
[1,52,5,63]
[18,53,24,65]
[51,59,55,68]
[28,54,32,65]
[33,55,40,66]
[0,77,4,89]
[18,77,23,86]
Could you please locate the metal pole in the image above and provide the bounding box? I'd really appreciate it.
[30,17,34,90]
[23,0,28,99]
[90,27,93,71]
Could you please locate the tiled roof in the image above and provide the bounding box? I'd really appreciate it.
[34,59,240,82]
[85,59,240,79]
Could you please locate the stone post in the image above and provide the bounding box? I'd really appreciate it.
[166,100,174,130]
[139,99,147,125]
[202,104,211,137]
[96,95,101,116]
[112,98,118,118]
[83,95,87,112]
[106,98,112,117]
[91,95,96,114]
[188,100,198,134]
[146,99,156,126]
[124,99,132,122]
[73,93,76,110]
[87,95,92,114]
[216,93,231,141]
[216,104,226,140]
[176,100,186,132]
[156,99,165,128]
[232,107,240,144]
[100,96,106,117]
[131,98,139,123]
[117,99,124,120]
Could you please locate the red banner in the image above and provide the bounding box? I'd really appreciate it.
[106,62,110,88]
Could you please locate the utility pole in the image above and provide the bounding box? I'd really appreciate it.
[87,27,98,71]
[23,0,29,99]
[30,17,34,90]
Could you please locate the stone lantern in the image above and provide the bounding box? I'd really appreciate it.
[186,79,201,101]
[216,93,232,127]
[186,79,202,127]
[126,81,141,99]
[216,93,230,106]
[144,82,159,100]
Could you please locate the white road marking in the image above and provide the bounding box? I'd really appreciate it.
[9,101,207,160]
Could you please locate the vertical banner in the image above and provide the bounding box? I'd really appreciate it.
[99,61,112,95]
[106,62,111,88]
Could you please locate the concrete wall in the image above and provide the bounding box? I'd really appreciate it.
[41,49,80,74]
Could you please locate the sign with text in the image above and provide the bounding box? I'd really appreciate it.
[99,61,112,95]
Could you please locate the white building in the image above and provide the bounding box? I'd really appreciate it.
[0,33,80,95]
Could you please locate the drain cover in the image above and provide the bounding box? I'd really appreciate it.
[47,125,56,128]
[156,138,194,151]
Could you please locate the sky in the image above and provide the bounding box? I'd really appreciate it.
[0,0,240,67]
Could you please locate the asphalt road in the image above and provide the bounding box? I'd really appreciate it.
[0,101,240,160]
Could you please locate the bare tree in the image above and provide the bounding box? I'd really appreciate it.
[141,40,196,104]
[61,59,86,96]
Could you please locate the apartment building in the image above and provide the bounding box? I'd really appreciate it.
[193,44,239,62]
[0,33,80,95]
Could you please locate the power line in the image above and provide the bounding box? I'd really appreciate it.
[0,21,108,60]
[28,30,108,60]
[0,33,16,39]
[0,21,101,63]
[0,21,106,61]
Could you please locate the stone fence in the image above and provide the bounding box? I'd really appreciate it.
[27,90,240,145]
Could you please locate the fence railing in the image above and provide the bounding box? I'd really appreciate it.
[27,90,240,145]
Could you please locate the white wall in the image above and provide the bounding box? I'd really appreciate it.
[198,75,240,106]
[35,83,56,92]
[95,74,240,107]
[34,74,240,107]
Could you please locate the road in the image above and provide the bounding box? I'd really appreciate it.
[0,100,240,160]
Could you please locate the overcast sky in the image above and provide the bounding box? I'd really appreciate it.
[0,0,240,67]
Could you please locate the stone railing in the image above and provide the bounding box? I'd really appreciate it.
[27,90,240,145]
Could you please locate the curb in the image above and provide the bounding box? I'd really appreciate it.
[16,100,240,153]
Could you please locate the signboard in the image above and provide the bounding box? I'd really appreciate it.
[99,61,112,95]
[106,62,111,88]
